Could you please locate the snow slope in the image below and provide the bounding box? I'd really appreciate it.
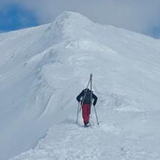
[0,11,160,160]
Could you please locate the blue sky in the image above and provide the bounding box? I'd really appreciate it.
[0,1,160,38]
[0,4,38,32]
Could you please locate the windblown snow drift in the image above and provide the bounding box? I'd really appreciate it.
[0,11,160,160]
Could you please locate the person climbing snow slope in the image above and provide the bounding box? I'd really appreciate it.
[76,88,98,127]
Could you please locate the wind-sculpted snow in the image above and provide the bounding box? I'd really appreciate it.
[0,11,160,160]
[10,109,160,160]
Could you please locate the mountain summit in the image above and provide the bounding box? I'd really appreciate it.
[0,11,160,160]
[47,11,97,40]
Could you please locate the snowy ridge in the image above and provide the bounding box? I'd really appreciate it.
[10,108,160,160]
[48,11,96,40]
[0,11,160,160]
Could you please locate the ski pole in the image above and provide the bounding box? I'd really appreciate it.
[93,105,99,125]
[90,73,99,125]
[76,102,81,124]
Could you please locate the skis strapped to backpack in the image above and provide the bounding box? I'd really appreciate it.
[76,74,99,126]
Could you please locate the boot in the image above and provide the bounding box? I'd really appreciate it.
[84,122,89,127]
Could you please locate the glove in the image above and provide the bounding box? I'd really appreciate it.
[78,100,82,104]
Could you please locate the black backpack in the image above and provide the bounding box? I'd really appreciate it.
[83,89,92,104]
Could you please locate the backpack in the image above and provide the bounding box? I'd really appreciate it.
[83,89,92,104]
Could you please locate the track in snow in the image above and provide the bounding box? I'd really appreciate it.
[10,117,159,160]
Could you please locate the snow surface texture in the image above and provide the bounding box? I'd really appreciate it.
[0,11,159,160]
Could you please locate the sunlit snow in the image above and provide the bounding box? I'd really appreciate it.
[0,11,160,160]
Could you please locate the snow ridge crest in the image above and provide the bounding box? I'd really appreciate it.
[47,11,95,40]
